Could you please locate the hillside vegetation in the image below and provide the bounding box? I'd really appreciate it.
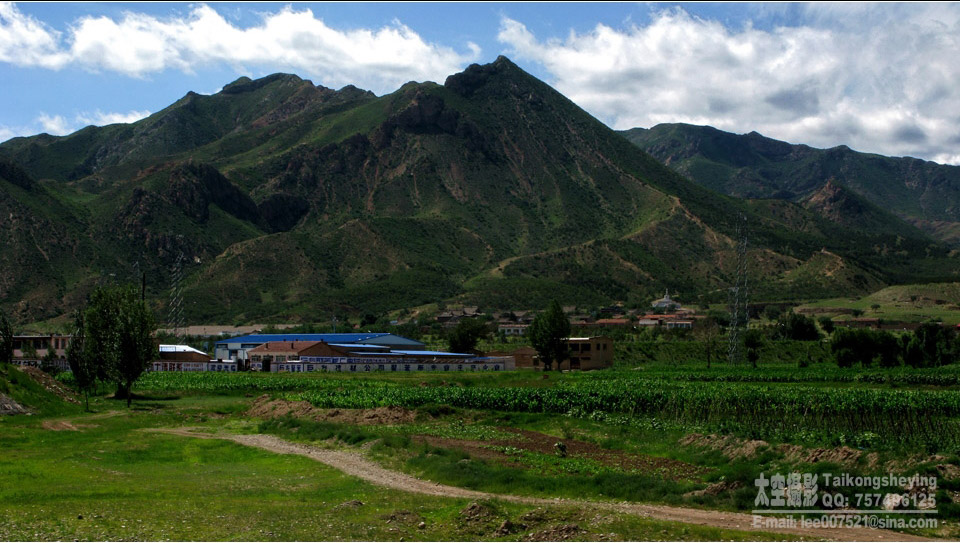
[623,123,960,244]
[1,59,957,324]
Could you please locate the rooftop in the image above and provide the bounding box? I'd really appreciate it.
[159,344,208,356]
[215,333,421,346]
[247,341,322,353]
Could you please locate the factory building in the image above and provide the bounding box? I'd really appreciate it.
[213,333,424,362]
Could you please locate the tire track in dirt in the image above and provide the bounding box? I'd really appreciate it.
[147,428,938,542]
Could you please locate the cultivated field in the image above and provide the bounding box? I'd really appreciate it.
[2,362,959,541]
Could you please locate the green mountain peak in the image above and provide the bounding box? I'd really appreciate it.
[0,60,956,323]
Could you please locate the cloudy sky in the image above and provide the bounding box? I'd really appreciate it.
[2,2,958,164]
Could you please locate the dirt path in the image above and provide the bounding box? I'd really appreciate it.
[148,428,937,542]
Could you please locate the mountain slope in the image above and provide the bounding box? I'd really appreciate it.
[0,59,956,323]
[622,123,960,243]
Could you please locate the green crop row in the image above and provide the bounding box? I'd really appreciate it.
[624,365,960,386]
[288,379,960,451]
[130,371,402,392]
[125,369,960,451]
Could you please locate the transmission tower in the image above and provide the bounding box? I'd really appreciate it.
[167,251,185,343]
[727,212,749,364]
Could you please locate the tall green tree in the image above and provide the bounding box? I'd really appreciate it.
[66,310,97,411]
[831,328,900,368]
[744,328,765,368]
[902,322,954,368]
[116,292,156,406]
[84,285,157,407]
[693,317,721,369]
[0,309,13,366]
[529,300,571,371]
[776,312,821,341]
[447,318,489,354]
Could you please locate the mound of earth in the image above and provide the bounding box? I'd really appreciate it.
[20,367,81,404]
[248,395,418,425]
[381,509,422,525]
[458,502,503,535]
[523,523,585,541]
[460,502,497,523]
[680,433,876,468]
[415,428,709,480]
[0,393,28,415]
[679,433,770,459]
[775,443,863,465]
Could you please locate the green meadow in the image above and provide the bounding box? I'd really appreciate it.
[2,361,960,540]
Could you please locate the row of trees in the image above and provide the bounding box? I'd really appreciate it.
[831,323,956,368]
[67,285,157,409]
[685,311,958,369]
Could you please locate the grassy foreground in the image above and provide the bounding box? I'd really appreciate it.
[0,394,797,542]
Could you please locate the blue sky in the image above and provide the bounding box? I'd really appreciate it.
[2,2,959,164]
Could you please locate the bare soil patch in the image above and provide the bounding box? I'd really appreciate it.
[417,428,709,480]
[776,443,863,465]
[681,433,871,467]
[679,433,771,460]
[42,420,78,431]
[20,367,81,404]
[937,463,960,481]
[381,509,422,525]
[248,395,418,425]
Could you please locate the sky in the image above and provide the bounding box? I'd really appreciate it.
[1,2,959,165]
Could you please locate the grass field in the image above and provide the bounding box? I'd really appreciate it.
[0,394,802,542]
[797,282,960,324]
[3,361,960,540]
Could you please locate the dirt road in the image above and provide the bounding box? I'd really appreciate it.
[149,428,938,542]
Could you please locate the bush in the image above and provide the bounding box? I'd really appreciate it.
[776,313,821,341]
[830,328,900,368]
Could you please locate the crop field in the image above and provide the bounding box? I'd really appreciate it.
[132,366,960,452]
[4,361,960,541]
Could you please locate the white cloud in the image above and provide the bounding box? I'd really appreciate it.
[36,113,71,135]
[76,109,151,126]
[0,3,479,93]
[0,109,152,141]
[0,125,17,142]
[498,5,960,164]
[0,2,68,68]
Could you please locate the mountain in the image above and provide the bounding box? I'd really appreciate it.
[1,58,956,324]
[621,123,960,244]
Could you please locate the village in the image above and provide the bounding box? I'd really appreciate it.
[7,291,696,375]
[9,288,947,376]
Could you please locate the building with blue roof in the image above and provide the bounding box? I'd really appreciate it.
[243,339,514,373]
[213,333,424,361]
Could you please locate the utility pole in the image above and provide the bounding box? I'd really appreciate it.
[728,212,749,364]
[167,251,185,344]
